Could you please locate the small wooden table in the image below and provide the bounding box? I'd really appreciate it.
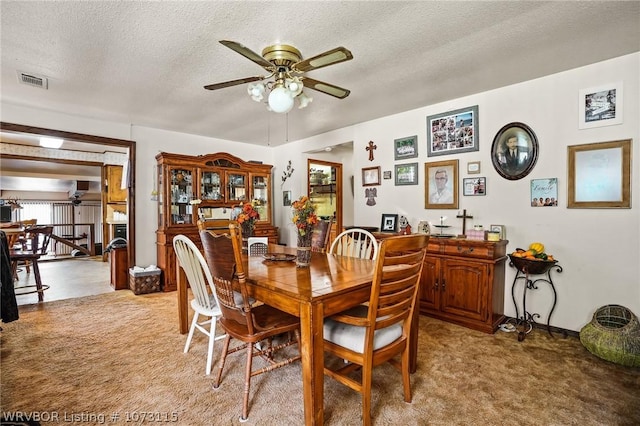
[176,246,420,425]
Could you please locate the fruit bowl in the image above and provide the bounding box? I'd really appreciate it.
[508,255,559,275]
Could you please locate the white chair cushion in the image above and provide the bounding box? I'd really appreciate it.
[323,306,402,354]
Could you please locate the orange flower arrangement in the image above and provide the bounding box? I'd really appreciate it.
[291,195,319,238]
[236,201,260,235]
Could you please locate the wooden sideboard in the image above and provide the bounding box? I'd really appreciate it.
[419,237,508,333]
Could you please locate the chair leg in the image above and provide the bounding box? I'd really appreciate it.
[240,342,254,422]
[183,312,199,353]
[401,349,412,403]
[213,335,231,389]
[362,364,373,426]
[31,260,43,302]
[205,317,218,375]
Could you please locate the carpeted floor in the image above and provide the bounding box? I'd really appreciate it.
[1,291,639,425]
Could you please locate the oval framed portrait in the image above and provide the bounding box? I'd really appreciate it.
[491,122,539,180]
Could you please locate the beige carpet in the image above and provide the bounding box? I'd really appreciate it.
[1,291,639,425]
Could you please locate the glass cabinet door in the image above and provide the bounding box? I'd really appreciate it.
[226,171,248,203]
[200,169,223,202]
[169,167,194,225]
[251,174,270,223]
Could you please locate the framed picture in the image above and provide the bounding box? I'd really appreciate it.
[380,214,399,233]
[490,224,506,240]
[491,122,539,181]
[362,166,381,186]
[394,135,418,160]
[467,161,481,174]
[426,105,479,157]
[383,170,392,180]
[283,190,291,206]
[530,178,558,207]
[394,162,419,186]
[463,177,486,196]
[579,82,623,129]
[568,139,631,208]
[424,159,459,209]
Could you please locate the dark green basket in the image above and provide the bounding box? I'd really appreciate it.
[580,305,640,367]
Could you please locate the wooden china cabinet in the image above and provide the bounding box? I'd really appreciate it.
[155,152,278,291]
[419,238,508,333]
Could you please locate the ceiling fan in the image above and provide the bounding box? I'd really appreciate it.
[204,40,353,113]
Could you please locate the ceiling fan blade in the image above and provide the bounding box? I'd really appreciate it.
[219,40,274,70]
[293,47,353,73]
[303,77,351,99]
[204,76,264,91]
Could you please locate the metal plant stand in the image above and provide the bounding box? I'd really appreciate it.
[508,256,563,342]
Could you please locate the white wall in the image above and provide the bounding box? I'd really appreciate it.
[279,53,639,332]
[3,53,637,332]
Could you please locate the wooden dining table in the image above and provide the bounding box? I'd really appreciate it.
[175,245,420,425]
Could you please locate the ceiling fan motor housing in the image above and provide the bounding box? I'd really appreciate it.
[261,44,302,68]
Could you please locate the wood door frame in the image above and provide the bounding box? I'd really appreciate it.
[307,159,343,237]
[0,122,136,268]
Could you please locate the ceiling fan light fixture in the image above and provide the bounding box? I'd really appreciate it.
[39,137,64,149]
[298,91,313,109]
[247,82,265,102]
[268,85,294,113]
[286,77,303,97]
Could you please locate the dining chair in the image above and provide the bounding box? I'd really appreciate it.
[16,219,38,273]
[323,233,429,426]
[172,234,225,375]
[208,222,301,423]
[247,237,268,256]
[11,225,54,302]
[311,218,333,253]
[329,228,379,259]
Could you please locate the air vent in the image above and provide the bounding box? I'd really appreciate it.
[17,71,48,89]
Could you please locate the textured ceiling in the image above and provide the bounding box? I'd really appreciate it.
[1,1,639,148]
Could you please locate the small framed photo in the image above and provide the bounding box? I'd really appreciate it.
[579,82,623,129]
[427,105,479,157]
[380,214,399,233]
[383,170,392,180]
[424,159,459,209]
[530,178,558,207]
[394,135,418,160]
[283,190,292,206]
[394,162,419,186]
[463,177,486,196]
[491,122,539,181]
[467,161,481,174]
[490,224,506,240]
[362,166,381,186]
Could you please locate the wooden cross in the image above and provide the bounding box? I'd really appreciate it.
[456,209,473,236]
[366,141,377,161]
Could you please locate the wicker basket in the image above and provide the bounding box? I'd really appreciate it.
[508,255,558,275]
[129,268,161,295]
[580,305,640,367]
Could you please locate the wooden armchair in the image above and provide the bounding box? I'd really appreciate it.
[311,218,334,253]
[203,222,301,422]
[11,225,54,302]
[323,234,429,425]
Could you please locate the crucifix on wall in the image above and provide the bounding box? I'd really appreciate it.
[366,141,377,161]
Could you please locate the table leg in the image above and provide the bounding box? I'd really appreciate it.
[177,265,188,334]
[299,302,324,425]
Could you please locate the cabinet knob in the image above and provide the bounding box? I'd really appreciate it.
[457,245,474,254]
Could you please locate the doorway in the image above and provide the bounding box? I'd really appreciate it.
[308,159,342,242]
[0,122,136,300]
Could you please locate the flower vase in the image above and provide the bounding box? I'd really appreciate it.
[296,233,312,267]
[241,221,255,237]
